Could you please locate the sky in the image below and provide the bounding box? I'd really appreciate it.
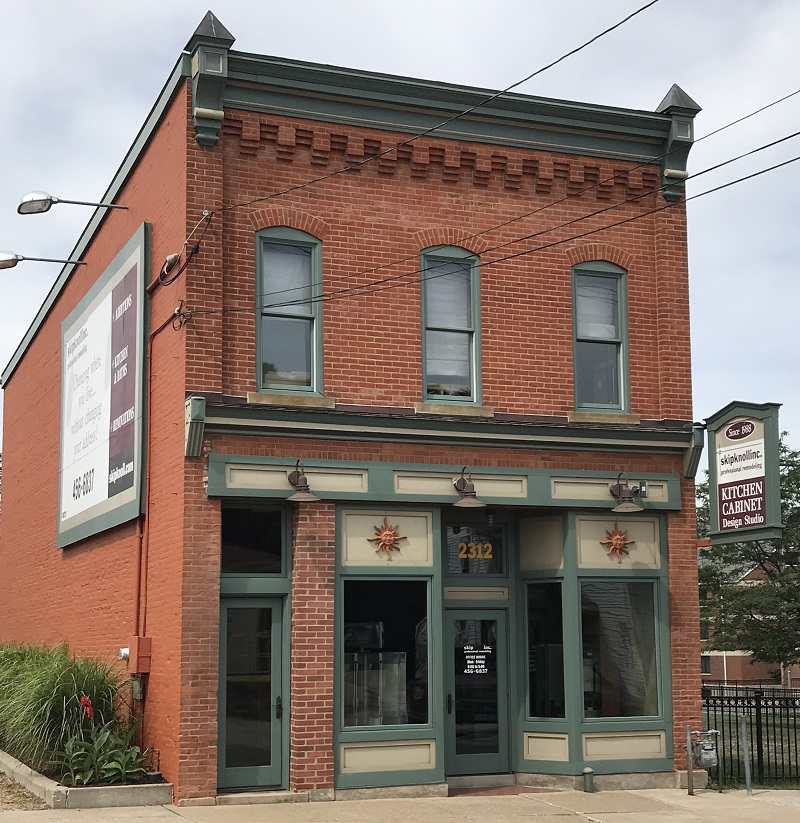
[1,0,799,463]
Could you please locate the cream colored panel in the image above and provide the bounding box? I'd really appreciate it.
[443,587,508,601]
[227,464,287,490]
[551,477,668,504]
[226,463,368,493]
[394,471,527,498]
[519,516,564,570]
[583,731,666,760]
[576,515,660,569]
[339,740,436,773]
[524,733,569,761]
[342,510,433,566]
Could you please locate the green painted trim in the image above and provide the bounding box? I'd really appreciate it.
[224,53,681,164]
[219,503,292,594]
[217,596,285,789]
[333,505,445,789]
[2,57,190,386]
[335,770,444,790]
[513,513,673,771]
[444,607,511,775]
[56,223,150,549]
[705,401,783,544]
[255,227,323,394]
[207,454,683,511]
[420,246,481,405]
[216,506,293,790]
[220,578,291,596]
[572,261,629,413]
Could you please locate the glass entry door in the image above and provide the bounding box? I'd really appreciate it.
[218,598,284,789]
[445,610,509,775]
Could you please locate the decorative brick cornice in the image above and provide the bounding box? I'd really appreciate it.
[248,207,330,239]
[222,113,660,200]
[564,242,635,271]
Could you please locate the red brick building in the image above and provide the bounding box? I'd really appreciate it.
[0,13,704,801]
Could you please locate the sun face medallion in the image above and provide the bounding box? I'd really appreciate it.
[368,517,407,561]
[600,522,635,563]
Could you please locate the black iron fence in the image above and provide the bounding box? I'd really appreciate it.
[702,686,800,786]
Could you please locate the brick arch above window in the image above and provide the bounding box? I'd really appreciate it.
[248,207,330,240]
[565,242,634,271]
[412,227,490,256]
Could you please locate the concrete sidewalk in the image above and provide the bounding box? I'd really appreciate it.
[1,788,800,823]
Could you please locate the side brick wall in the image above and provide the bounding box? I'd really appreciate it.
[0,83,189,787]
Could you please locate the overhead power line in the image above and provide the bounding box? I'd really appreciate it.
[244,128,800,310]
[213,0,662,214]
[183,147,800,321]
[240,85,800,306]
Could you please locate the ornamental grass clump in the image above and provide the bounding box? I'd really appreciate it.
[0,643,122,774]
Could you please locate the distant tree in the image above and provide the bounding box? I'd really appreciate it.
[697,439,800,679]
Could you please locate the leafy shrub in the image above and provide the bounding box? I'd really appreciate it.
[0,643,130,776]
[54,718,147,786]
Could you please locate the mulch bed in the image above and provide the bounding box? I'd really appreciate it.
[0,772,48,810]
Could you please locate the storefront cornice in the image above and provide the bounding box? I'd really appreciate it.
[188,394,694,457]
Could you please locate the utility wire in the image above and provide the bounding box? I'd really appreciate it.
[245,85,800,305]
[183,150,800,321]
[244,128,800,310]
[212,0,661,214]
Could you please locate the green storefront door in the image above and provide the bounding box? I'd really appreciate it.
[445,609,510,776]
[218,598,284,789]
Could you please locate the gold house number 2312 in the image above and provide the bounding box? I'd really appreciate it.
[457,542,493,560]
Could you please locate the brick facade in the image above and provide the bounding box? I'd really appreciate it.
[0,17,702,801]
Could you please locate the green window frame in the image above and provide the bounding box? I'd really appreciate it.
[421,246,481,403]
[256,227,323,393]
[572,261,628,411]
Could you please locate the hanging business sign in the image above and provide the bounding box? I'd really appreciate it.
[705,401,782,545]
[57,224,149,548]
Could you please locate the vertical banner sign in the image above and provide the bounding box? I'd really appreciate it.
[57,224,149,548]
[705,401,782,546]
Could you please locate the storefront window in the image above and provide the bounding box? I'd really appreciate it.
[581,582,658,717]
[343,580,428,726]
[527,583,565,718]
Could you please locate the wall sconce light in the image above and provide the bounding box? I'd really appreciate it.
[287,460,320,503]
[453,466,486,508]
[0,251,85,270]
[17,191,128,215]
[609,472,647,513]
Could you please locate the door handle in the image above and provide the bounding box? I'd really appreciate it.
[276,695,282,720]
[447,694,453,715]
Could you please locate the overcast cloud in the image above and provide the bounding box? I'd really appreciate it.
[1,0,799,466]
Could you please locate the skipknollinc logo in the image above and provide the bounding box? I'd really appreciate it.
[725,419,756,441]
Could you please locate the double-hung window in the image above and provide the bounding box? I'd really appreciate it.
[573,262,627,410]
[421,247,480,402]
[257,227,322,392]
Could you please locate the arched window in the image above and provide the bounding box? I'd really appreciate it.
[256,227,322,393]
[572,261,628,410]
[420,246,481,403]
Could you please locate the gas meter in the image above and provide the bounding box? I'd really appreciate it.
[693,730,719,769]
